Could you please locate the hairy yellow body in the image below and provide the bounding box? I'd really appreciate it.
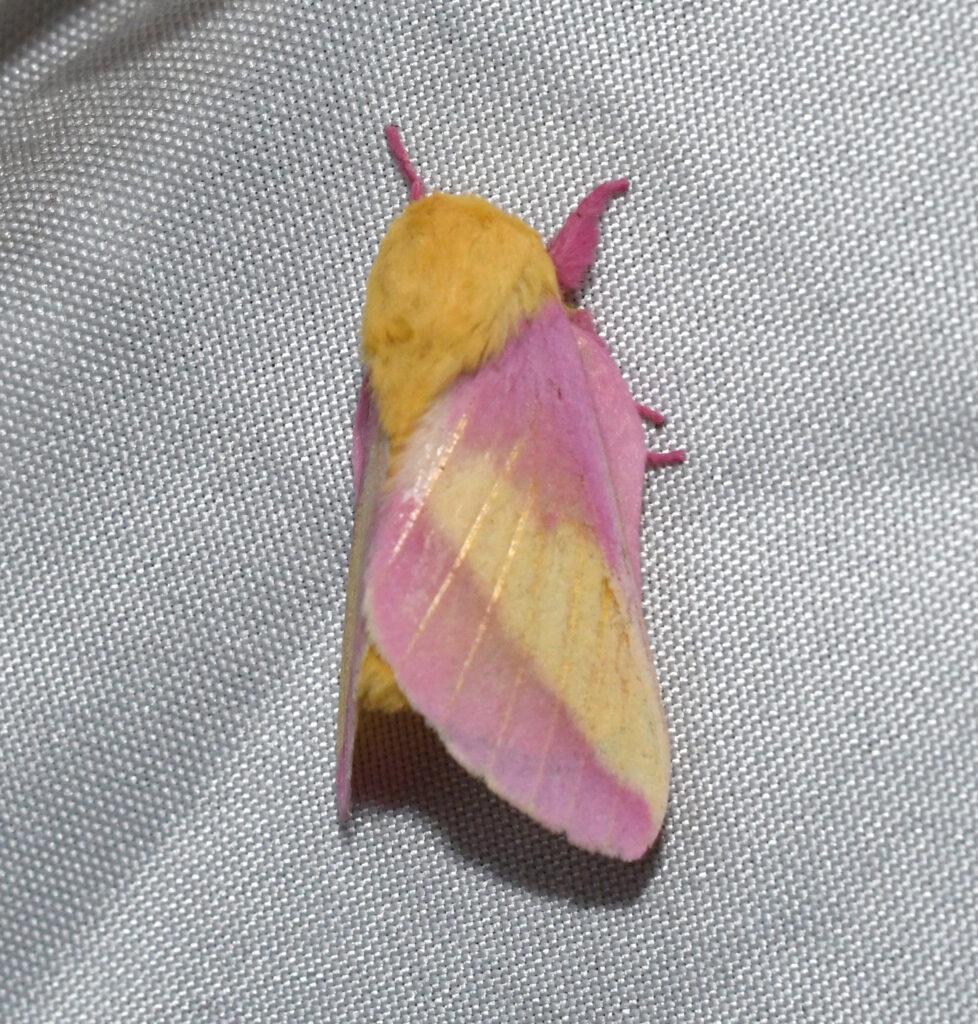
[361,192,559,448]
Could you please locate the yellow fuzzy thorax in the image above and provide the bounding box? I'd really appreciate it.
[361,192,559,448]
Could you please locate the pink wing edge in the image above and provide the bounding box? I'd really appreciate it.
[335,381,385,818]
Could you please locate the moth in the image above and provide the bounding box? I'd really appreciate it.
[337,127,683,861]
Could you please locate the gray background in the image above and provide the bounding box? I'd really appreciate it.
[1,1,976,1021]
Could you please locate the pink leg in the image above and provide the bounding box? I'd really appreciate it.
[636,400,682,466]
[646,449,686,468]
[384,125,425,201]
[636,402,667,427]
[547,179,630,292]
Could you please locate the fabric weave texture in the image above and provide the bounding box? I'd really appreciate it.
[1,2,976,1021]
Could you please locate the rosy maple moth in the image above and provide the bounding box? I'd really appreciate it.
[337,126,684,861]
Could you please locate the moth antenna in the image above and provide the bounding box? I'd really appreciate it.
[548,178,630,293]
[384,125,425,201]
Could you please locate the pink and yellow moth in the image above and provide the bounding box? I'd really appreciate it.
[337,126,684,861]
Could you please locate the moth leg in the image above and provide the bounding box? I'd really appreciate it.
[637,401,683,465]
[635,402,666,427]
[547,179,630,293]
[646,449,686,468]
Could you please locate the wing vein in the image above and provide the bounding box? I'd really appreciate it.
[561,580,613,831]
[448,493,534,708]
[407,437,524,652]
[601,786,623,851]
[389,411,471,564]
[485,510,550,777]
[529,543,587,813]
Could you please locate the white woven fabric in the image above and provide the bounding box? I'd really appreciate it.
[2,2,976,1021]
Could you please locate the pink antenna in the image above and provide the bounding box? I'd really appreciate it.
[547,178,630,293]
[384,125,425,201]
